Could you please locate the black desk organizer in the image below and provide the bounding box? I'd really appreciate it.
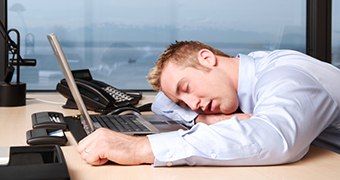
[0,145,70,180]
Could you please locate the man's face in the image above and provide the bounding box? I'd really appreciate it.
[160,61,239,114]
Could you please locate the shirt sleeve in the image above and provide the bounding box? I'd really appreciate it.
[151,91,198,127]
[147,66,339,167]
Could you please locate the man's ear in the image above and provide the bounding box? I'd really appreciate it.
[197,49,217,67]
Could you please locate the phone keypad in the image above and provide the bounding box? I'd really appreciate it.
[102,86,133,102]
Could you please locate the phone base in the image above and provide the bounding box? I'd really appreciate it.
[0,82,26,107]
[62,99,79,109]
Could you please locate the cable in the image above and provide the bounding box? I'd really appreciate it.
[26,98,65,105]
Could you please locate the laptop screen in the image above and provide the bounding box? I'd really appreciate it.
[47,33,95,134]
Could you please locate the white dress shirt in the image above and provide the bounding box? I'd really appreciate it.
[147,50,340,166]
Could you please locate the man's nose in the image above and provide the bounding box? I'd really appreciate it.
[182,95,200,111]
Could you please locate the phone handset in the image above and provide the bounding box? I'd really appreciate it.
[57,69,142,112]
[61,78,116,105]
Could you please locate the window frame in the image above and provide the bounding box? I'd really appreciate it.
[0,0,7,81]
[306,0,332,63]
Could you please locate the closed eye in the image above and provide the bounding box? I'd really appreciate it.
[183,83,190,93]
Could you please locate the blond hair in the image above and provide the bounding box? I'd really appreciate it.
[147,41,232,91]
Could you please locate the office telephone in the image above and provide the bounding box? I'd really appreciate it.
[56,69,141,113]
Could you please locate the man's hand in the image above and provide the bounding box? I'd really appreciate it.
[195,113,252,125]
[76,128,155,166]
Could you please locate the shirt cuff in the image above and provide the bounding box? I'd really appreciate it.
[147,130,188,167]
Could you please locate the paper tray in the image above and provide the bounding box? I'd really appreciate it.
[0,145,70,180]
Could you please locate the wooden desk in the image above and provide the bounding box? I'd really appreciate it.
[1,92,340,180]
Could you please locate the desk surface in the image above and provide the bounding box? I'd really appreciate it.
[0,92,340,180]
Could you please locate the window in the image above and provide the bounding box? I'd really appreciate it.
[7,0,306,90]
[332,0,340,68]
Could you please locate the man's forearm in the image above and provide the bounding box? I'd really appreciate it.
[136,136,155,164]
[195,113,252,125]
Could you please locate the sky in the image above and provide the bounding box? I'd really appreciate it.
[5,0,310,49]
[8,0,305,34]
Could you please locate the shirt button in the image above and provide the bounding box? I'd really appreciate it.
[167,162,173,167]
[211,153,217,158]
[166,152,173,158]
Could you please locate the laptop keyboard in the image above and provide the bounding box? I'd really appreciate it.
[90,115,150,132]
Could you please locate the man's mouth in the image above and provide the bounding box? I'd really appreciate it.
[203,101,212,112]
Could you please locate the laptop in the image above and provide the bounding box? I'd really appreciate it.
[47,33,188,142]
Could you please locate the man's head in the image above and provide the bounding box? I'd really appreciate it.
[148,41,232,91]
[147,41,239,114]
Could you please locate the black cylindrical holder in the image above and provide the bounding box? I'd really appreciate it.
[0,82,26,106]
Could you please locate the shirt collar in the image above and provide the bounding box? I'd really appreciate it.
[237,53,256,113]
